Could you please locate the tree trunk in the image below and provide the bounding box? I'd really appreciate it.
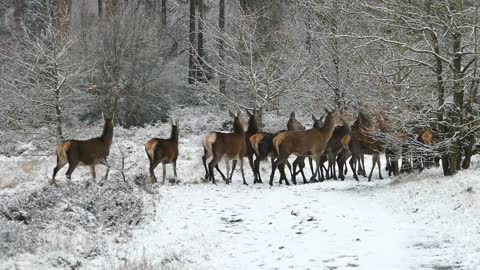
[462,3,479,170]
[219,0,226,94]
[98,0,103,17]
[54,0,72,36]
[161,0,167,28]
[14,0,23,30]
[449,0,464,175]
[426,0,450,175]
[188,0,196,84]
[197,0,205,82]
[331,1,342,110]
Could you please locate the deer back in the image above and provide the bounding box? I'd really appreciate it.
[146,121,179,163]
[58,117,114,166]
[212,111,246,159]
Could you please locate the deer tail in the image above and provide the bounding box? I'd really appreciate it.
[273,133,284,156]
[341,134,351,151]
[202,133,217,158]
[145,140,158,162]
[56,141,70,165]
[250,133,263,156]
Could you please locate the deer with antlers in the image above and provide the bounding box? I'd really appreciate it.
[270,109,347,186]
[206,110,248,185]
[145,120,179,184]
[52,113,114,186]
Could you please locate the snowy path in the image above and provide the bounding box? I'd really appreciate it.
[97,181,435,270]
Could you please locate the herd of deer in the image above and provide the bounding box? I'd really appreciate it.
[50,109,435,186]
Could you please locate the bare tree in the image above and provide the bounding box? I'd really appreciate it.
[188,0,196,84]
[0,0,87,141]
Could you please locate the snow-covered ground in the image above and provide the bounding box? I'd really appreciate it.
[1,108,479,270]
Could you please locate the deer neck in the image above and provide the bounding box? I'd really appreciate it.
[101,123,114,144]
[171,127,179,142]
[233,122,244,134]
[247,119,259,134]
[319,117,337,141]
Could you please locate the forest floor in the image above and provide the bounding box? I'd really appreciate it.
[0,108,479,269]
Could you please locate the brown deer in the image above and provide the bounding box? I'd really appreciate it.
[292,114,328,183]
[244,109,260,181]
[270,109,347,186]
[207,110,248,185]
[145,120,179,184]
[52,113,114,186]
[249,112,305,184]
[322,119,352,180]
[202,113,244,183]
[348,110,386,182]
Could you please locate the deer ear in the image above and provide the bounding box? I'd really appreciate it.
[312,114,317,121]
[229,110,235,118]
[324,108,330,114]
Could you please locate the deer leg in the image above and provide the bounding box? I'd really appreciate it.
[327,154,334,180]
[308,157,315,181]
[247,154,256,183]
[281,159,290,186]
[173,161,178,179]
[64,151,79,181]
[269,158,278,186]
[162,163,167,184]
[270,157,288,186]
[313,155,323,182]
[296,157,307,184]
[368,155,377,182]
[202,154,209,181]
[65,162,78,181]
[253,157,261,184]
[150,159,161,183]
[292,158,299,185]
[52,161,67,186]
[332,154,338,180]
[349,156,359,181]
[240,158,248,185]
[228,160,237,184]
[216,162,227,181]
[377,155,383,180]
[90,165,97,181]
[208,155,221,184]
[361,155,367,177]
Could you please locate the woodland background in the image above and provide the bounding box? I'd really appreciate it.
[1,0,480,176]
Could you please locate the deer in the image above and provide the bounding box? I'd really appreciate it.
[249,112,305,184]
[323,119,352,180]
[207,110,248,185]
[52,113,114,186]
[348,110,386,182]
[292,114,328,183]
[244,109,260,181]
[202,113,244,183]
[145,120,179,184]
[270,109,347,186]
